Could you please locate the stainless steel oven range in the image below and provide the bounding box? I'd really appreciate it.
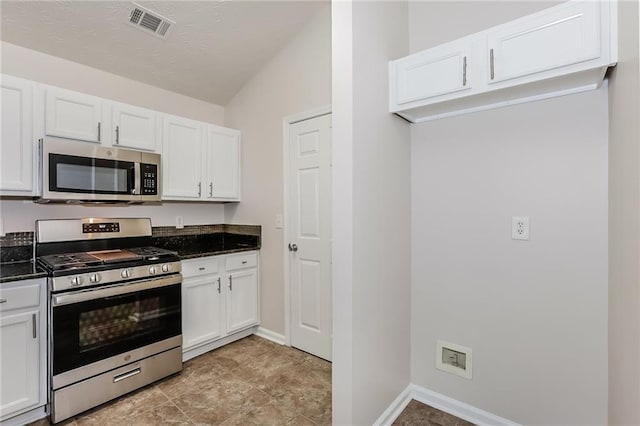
[36,218,182,424]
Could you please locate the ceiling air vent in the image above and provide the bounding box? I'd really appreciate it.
[128,3,175,40]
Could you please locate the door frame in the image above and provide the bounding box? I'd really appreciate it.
[282,105,332,346]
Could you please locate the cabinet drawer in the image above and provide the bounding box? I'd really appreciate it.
[181,257,220,278]
[0,283,40,312]
[225,252,257,272]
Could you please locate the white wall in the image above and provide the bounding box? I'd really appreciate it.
[332,1,411,423]
[409,3,608,424]
[223,8,331,335]
[608,0,640,424]
[0,42,226,232]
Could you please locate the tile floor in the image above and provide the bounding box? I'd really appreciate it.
[32,335,331,425]
[30,335,469,425]
[393,400,474,426]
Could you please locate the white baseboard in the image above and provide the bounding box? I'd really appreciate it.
[411,385,519,426]
[254,327,286,345]
[375,383,520,426]
[374,385,413,426]
[1,405,47,426]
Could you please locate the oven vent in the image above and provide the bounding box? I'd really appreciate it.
[128,3,175,40]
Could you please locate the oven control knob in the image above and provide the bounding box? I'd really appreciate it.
[161,264,171,273]
[149,266,158,275]
[121,269,131,279]
[70,276,84,287]
[89,273,102,284]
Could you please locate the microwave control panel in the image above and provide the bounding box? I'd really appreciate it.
[141,163,158,195]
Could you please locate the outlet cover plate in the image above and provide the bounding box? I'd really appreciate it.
[512,216,530,240]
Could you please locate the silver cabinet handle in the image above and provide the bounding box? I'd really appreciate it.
[198,182,202,197]
[98,122,101,141]
[113,367,141,383]
[229,275,233,291]
[32,313,37,339]
[198,267,206,271]
[462,56,467,86]
[115,125,120,144]
[490,49,495,80]
[0,299,7,304]
[209,182,213,197]
[217,277,221,294]
[288,243,298,252]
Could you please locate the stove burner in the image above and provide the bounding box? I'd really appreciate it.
[128,247,177,260]
[40,253,102,270]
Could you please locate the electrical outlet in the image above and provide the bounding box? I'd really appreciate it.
[176,216,184,229]
[512,216,530,240]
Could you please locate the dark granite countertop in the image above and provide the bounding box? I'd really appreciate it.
[0,261,47,284]
[152,227,261,260]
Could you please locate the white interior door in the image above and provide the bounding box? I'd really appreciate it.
[288,113,332,361]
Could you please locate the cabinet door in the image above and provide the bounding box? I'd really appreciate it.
[182,275,224,350]
[225,269,258,334]
[391,39,472,108]
[0,310,40,420]
[45,87,104,143]
[487,1,600,84]
[112,103,159,152]
[0,75,35,195]
[162,114,203,199]
[206,126,240,200]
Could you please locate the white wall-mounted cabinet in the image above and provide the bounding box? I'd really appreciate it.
[161,114,203,199]
[0,75,38,196]
[162,119,241,202]
[111,102,160,152]
[0,278,47,422]
[45,87,105,143]
[394,39,473,106]
[390,0,617,122]
[182,251,259,360]
[207,126,241,201]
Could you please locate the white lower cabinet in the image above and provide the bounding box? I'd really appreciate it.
[181,251,258,360]
[0,278,47,422]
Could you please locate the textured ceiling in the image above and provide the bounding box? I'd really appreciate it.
[0,1,327,105]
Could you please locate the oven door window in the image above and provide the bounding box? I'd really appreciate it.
[52,284,181,375]
[49,154,135,195]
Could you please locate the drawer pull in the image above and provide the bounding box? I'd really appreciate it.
[0,299,6,304]
[32,314,37,339]
[229,275,233,291]
[198,267,206,271]
[113,367,141,383]
[217,277,221,294]
[242,260,247,264]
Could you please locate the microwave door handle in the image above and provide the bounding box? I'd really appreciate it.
[131,163,140,195]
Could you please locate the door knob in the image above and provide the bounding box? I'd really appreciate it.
[288,243,298,252]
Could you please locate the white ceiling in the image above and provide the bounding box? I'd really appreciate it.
[0,1,327,105]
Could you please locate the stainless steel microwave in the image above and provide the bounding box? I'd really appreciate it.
[39,137,161,203]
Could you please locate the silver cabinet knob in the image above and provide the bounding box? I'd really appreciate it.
[89,273,102,284]
[288,243,298,252]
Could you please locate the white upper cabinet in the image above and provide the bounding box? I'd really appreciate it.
[45,87,105,143]
[162,119,241,202]
[487,1,601,85]
[390,0,617,123]
[0,75,37,195]
[206,125,241,201]
[162,114,203,199]
[391,39,473,107]
[112,102,159,151]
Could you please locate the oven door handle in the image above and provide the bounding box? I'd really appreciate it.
[51,274,182,307]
